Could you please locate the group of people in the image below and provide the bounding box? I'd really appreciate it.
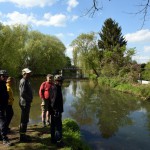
[0,68,64,147]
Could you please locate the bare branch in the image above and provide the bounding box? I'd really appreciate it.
[82,0,104,17]
[133,0,150,28]
[83,0,150,28]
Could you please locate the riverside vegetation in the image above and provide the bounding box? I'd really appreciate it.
[0,118,90,150]
[97,77,150,100]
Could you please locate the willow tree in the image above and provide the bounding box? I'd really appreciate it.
[0,23,67,76]
[71,32,100,77]
[20,31,66,75]
[0,24,29,76]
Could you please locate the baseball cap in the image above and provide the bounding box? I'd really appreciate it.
[0,70,8,76]
[22,68,32,75]
[46,74,53,78]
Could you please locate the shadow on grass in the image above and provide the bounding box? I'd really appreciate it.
[6,124,57,150]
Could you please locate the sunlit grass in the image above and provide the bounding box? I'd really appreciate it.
[6,118,91,150]
[98,77,150,100]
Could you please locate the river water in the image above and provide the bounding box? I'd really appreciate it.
[11,79,150,150]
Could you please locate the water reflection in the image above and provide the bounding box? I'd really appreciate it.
[63,80,150,150]
[11,79,150,149]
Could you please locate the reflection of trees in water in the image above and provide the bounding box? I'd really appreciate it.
[141,101,150,135]
[63,80,70,88]
[72,80,77,96]
[69,81,141,138]
[96,88,140,138]
[70,80,98,125]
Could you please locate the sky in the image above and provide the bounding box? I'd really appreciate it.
[0,0,150,64]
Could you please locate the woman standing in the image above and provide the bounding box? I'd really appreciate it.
[6,77,14,133]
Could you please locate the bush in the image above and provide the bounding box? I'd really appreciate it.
[63,118,80,132]
[62,118,91,150]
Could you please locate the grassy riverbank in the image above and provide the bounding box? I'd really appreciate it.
[1,118,90,150]
[97,77,150,100]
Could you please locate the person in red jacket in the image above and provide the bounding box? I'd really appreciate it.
[39,74,54,127]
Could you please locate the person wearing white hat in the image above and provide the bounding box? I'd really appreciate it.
[19,68,33,142]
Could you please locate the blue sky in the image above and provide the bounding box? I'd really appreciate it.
[0,0,150,63]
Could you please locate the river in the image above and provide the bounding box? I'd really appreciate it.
[11,79,150,150]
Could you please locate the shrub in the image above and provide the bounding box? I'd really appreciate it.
[63,118,80,132]
[62,118,90,150]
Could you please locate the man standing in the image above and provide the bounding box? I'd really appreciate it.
[39,74,54,127]
[0,70,12,146]
[19,68,33,142]
[50,75,64,147]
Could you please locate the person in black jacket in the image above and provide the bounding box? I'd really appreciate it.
[50,74,64,147]
[0,70,12,146]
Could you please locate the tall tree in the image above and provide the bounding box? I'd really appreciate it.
[98,18,127,75]
[98,18,138,79]
[0,23,67,76]
[71,32,100,77]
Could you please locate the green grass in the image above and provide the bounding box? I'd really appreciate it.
[97,77,150,100]
[5,118,91,150]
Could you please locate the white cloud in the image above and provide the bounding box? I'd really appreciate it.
[67,0,79,12]
[66,45,73,58]
[0,0,57,7]
[1,11,67,27]
[3,11,36,25]
[132,55,150,64]
[125,29,150,43]
[125,29,150,63]
[144,46,150,52]
[71,15,78,21]
[47,14,67,27]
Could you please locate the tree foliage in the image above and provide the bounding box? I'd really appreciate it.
[97,18,139,78]
[71,32,100,77]
[0,23,68,77]
[142,62,150,80]
[71,18,139,81]
[98,18,127,66]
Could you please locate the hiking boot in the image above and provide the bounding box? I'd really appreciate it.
[7,128,11,133]
[57,140,64,148]
[51,138,57,144]
[3,139,12,146]
[20,134,31,142]
[0,135,2,141]
[43,121,46,127]
[46,121,51,126]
